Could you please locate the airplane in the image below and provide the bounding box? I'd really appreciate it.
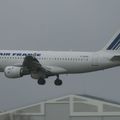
[1,31,120,86]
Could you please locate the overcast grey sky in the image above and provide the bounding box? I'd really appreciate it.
[0,0,120,111]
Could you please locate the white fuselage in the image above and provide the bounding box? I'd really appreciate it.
[0,50,119,75]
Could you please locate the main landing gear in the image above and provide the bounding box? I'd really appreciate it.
[38,78,46,85]
[37,75,63,86]
[54,75,63,86]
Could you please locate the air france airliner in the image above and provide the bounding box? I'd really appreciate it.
[1,31,120,85]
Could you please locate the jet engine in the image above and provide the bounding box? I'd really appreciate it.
[4,66,24,78]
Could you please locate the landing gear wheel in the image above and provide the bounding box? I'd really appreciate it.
[54,79,63,86]
[38,79,46,85]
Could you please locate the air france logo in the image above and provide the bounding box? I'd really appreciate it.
[0,52,41,57]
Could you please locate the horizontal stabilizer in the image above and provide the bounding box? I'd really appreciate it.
[111,56,120,61]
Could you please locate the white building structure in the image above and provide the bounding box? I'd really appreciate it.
[0,95,120,120]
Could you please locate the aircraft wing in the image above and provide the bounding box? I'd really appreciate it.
[22,56,66,76]
[111,55,120,61]
[22,56,50,74]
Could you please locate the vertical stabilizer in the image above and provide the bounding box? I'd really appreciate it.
[103,31,120,50]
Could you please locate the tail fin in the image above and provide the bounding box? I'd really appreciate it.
[103,31,120,50]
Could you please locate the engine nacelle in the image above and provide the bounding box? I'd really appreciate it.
[4,66,24,78]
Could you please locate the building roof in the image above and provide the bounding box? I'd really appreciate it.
[81,94,120,105]
[1,94,120,117]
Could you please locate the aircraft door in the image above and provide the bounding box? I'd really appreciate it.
[92,54,99,66]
